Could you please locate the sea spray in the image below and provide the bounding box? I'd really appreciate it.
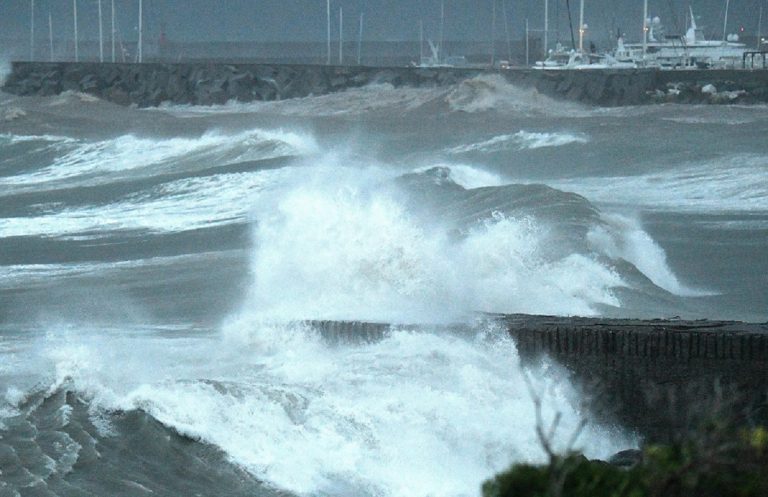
[233,162,626,324]
[31,319,635,497]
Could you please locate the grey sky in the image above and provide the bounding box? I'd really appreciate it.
[2,1,765,44]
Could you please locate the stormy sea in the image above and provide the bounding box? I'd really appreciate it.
[1,76,767,496]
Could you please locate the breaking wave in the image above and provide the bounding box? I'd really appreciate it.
[0,128,317,193]
[549,154,768,213]
[446,74,588,115]
[4,319,633,497]
[447,130,590,154]
[0,169,288,238]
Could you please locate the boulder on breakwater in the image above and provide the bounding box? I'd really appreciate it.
[4,61,768,107]
[2,61,478,107]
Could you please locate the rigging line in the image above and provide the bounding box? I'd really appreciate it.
[565,0,576,50]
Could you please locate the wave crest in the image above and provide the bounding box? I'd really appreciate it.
[447,130,589,154]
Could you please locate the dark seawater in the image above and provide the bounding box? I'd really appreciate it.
[1,76,766,496]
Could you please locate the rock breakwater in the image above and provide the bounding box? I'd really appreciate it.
[4,61,768,107]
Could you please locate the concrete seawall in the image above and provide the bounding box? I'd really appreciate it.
[4,61,768,107]
[503,315,768,440]
[308,316,768,441]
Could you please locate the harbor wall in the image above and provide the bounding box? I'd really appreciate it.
[503,315,768,441]
[4,61,768,107]
[308,316,768,441]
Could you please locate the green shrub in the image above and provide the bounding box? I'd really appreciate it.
[483,454,646,497]
[483,426,768,497]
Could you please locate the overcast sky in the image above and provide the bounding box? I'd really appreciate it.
[2,1,765,44]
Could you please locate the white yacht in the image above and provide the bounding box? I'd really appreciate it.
[622,7,748,69]
[534,43,637,70]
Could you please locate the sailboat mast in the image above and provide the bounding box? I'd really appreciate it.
[419,20,424,62]
[439,0,445,63]
[49,10,53,61]
[758,2,764,50]
[98,0,103,62]
[642,0,648,57]
[30,0,35,61]
[326,0,331,65]
[357,13,363,65]
[525,18,529,65]
[723,0,731,43]
[502,0,512,62]
[138,0,143,63]
[491,0,496,66]
[544,0,549,59]
[578,0,584,52]
[339,7,343,64]
[111,0,115,63]
[74,0,79,62]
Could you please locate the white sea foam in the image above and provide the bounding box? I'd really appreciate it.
[412,163,507,189]
[0,168,289,238]
[447,130,590,154]
[550,154,768,213]
[0,132,75,145]
[663,116,758,125]
[37,321,633,497]
[0,128,316,190]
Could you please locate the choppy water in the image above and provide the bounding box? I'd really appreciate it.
[1,75,767,496]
